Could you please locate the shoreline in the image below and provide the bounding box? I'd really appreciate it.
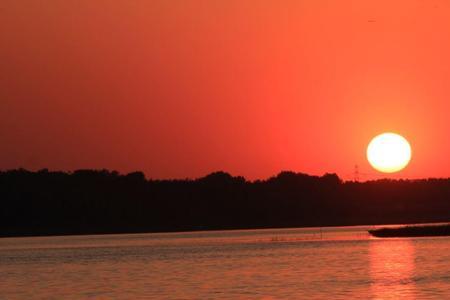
[2,222,449,239]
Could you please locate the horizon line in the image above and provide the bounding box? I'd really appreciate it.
[1,167,449,183]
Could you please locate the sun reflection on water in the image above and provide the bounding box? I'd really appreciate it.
[370,239,416,300]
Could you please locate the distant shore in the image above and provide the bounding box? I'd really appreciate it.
[2,169,450,238]
[1,222,448,239]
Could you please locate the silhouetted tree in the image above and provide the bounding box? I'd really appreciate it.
[0,169,449,237]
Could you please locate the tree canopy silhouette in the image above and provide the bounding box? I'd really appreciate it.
[1,169,449,237]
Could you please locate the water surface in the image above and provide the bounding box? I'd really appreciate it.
[1,226,449,299]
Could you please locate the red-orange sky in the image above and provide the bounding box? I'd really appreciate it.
[1,0,450,180]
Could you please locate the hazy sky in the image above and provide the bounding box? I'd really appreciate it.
[1,0,450,180]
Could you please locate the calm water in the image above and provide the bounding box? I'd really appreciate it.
[1,226,449,299]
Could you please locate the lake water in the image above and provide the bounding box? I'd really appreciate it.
[1,226,449,299]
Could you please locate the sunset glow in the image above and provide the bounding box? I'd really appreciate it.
[1,0,450,180]
[1,1,450,299]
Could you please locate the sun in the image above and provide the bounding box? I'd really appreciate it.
[367,133,412,173]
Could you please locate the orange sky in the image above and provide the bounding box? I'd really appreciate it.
[1,0,450,180]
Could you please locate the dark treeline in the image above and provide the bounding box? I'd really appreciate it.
[1,169,450,237]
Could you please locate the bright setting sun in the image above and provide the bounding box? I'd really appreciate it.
[367,133,412,173]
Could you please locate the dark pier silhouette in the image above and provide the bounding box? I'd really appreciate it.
[369,224,450,238]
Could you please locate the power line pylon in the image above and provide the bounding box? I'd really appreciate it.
[354,165,360,182]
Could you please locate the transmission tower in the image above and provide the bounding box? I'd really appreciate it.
[354,165,360,182]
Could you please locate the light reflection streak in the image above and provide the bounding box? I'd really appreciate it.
[370,239,416,300]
